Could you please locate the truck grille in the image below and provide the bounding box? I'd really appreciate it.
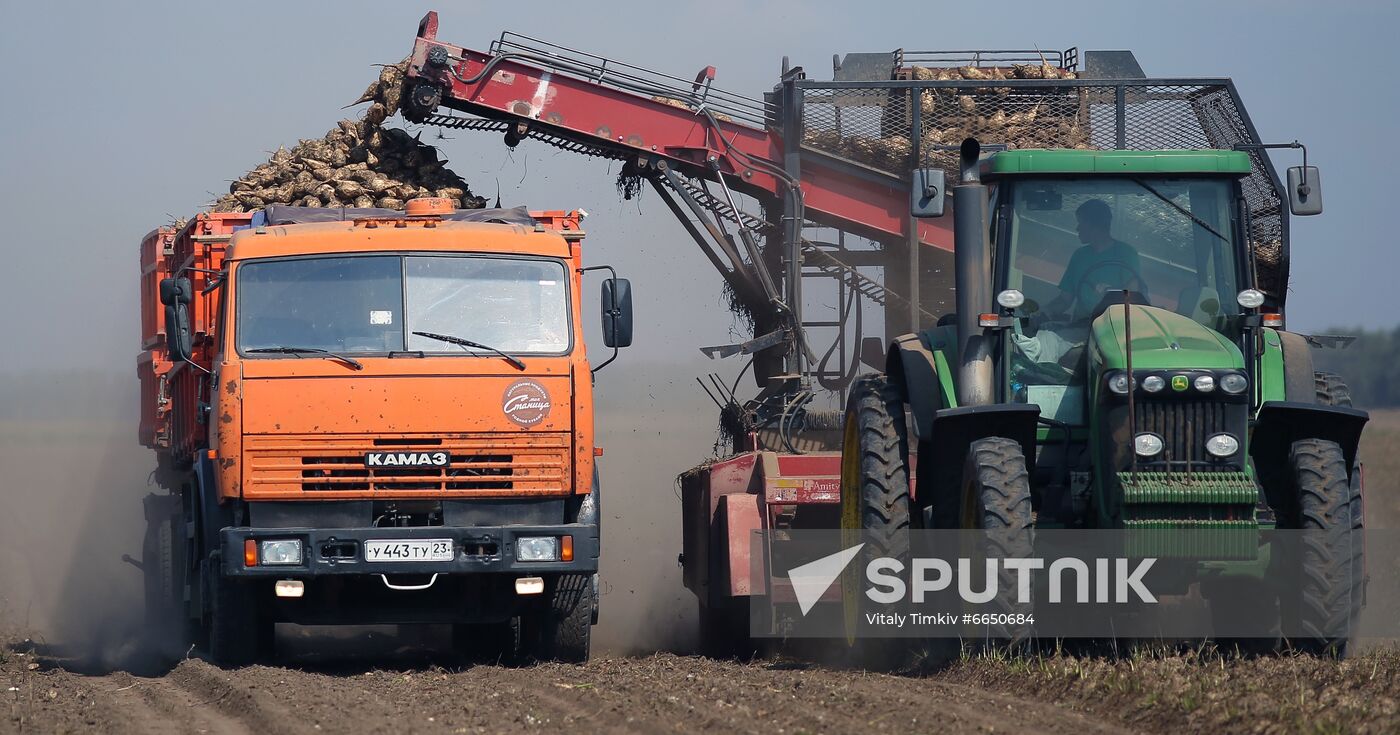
[243,433,571,497]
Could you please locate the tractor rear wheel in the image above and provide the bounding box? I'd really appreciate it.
[960,437,1035,646]
[1279,438,1362,657]
[839,374,915,670]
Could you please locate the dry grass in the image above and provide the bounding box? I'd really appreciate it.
[944,645,1400,734]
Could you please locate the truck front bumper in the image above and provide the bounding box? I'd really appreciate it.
[220,523,599,577]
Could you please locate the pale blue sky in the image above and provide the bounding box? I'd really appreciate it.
[1,0,1395,373]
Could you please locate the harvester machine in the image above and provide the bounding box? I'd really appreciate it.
[400,11,1367,657]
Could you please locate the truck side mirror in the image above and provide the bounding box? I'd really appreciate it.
[910,167,946,218]
[1287,165,1323,216]
[165,301,193,363]
[601,278,634,348]
[159,276,193,306]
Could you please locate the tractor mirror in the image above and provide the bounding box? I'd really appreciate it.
[1287,165,1323,216]
[910,168,946,218]
[165,302,193,363]
[159,276,193,305]
[601,278,633,348]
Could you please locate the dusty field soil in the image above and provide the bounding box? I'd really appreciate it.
[7,635,1400,735]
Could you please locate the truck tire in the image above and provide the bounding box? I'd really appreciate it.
[960,437,1034,646]
[839,374,914,670]
[1314,372,1353,407]
[521,574,592,663]
[207,571,269,667]
[1279,438,1362,657]
[142,495,189,658]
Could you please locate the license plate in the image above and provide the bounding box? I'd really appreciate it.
[364,539,455,562]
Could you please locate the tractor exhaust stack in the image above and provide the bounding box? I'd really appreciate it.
[953,138,995,406]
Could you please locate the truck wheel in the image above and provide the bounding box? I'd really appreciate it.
[839,375,914,670]
[142,495,189,658]
[521,574,592,663]
[1314,372,1353,407]
[960,437,1035,646]
[1279,438,1362,657]
[207,572,270,667]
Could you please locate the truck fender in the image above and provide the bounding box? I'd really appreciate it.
[1277,330,1316,401]
[886,334,940,440]
[712,493,760,602]
[1250,401,1369,489]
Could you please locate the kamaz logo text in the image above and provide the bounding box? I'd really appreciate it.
[364,451,450,467]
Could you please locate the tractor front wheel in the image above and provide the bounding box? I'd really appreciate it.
[960,437,1035,646]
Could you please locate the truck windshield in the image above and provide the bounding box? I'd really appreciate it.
[1002,177,1241,420]
[237,255,570,356]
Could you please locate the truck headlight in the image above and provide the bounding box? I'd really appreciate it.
[1141,375,1165,393]
[1134,433,1164,457]
[517,536,560,562]
[1108,372,1133,395]
[1194,375,1216,393]
[1205,433,1240,458]
[259,539,303,565]
[1220,373,1248,394]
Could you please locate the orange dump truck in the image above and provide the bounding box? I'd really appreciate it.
[138,199,631,664]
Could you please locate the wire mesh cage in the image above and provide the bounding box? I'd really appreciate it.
[797,78,1286,295]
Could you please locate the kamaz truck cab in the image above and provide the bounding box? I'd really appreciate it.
[842,142,1368,657]
[141,199,633,665]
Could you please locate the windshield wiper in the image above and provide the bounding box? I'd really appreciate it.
[246,346,364,371]
[1129,178,1229,243]
[412,331,526,370]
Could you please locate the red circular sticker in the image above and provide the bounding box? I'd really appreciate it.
[502,379,551,426]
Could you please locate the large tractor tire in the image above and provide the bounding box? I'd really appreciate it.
[960,437,1035,646]
[839,375,915,670]
[1311,371,1367,642]
[520,573,593,663]
[1278,438,1363,657]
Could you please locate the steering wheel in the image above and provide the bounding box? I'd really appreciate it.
[1068,259,1145,320]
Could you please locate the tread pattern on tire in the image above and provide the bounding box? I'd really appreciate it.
[1285,438,1359,657]
[964,437,1034,644]
[840,374,914,670]
[523,573,592,664]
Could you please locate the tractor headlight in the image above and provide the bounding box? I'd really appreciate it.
[996,289,1026,309]
[1205,433,1240,458]
[1220,373,1248,394]
[1141,375,1166,393]
[1194,375,1216,393]
[259,539,303,566]
[1236,289,1266,309]
[1134,433,1165,457]
[1108,372,1133,395]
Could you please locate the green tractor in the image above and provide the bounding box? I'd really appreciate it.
[841,139,1367,657]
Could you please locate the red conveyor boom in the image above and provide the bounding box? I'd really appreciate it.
[404,11,951,253]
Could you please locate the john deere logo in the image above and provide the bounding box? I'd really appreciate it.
[1171,375,1189,392]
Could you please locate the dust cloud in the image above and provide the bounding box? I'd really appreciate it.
[0,372,157,670]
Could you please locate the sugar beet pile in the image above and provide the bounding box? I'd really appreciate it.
[212,62,485,212]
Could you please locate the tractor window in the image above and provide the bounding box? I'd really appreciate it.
[1001,177,1241,422]
[1006,177,1239,326]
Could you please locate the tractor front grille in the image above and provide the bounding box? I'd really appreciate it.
[1132,400,1226,469]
